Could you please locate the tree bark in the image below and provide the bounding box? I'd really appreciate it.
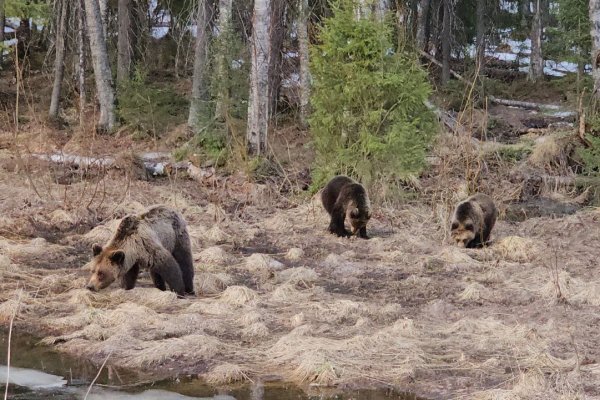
[298,0,310,128]
[99,0,108,37]
[416,0,431,52]
[520,0,530,28]
[355,0,371,19]
[247,0,271,156]
[528,0,543,82]
[0,0,5,64]
[590,0,600,95]
[84,0,116,133]
[188,0,211,129]
[374,0,389,21]
[215,0,233,120]
[441,0,451,85]
[268,0,286,117]
[77,0,87,126]
[475,0,486,67]
[117,0,132,83]
[49,0,69,119]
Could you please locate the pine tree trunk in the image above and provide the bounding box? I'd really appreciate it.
[298,0,310,128]
[591,0,600,94]
[78,0,87,125]
[188,0,211,129]
[0,0,5,64]
[84,0,116,133]
[416,0,431,52]
[49,0,69,119]
[268,0,286,117]
[117,0,131,83]
[520,0,529,28]
[528,0,543,82]
[215,0,233,120]
[247,0,271,156]
[476,0,486,67]
[441,0,451,85]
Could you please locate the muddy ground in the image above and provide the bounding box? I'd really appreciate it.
[0,106,599,400]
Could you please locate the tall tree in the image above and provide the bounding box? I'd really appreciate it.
[441,0,451,84]
[215,0,232,120]
[268,0,286,116]
[374,0,389,21]
[0,0,5,63]
[520,0,530,27]
[188,0,211,129]
[298,0,310,128]
[475,0,486,67]
[416,0,431,52]
[77,0,87,125]
[529,0,543,81]
[117,0,132,83]
[49,0,69,119]
[84,0,116,132]
[247,0,272,156]
[591,0,600,94]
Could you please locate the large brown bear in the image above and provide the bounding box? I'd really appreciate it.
[450,193,498,248]
[85,205,194,297]
[321,175,371,239]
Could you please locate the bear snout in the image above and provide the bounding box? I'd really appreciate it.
[85,283,97,291]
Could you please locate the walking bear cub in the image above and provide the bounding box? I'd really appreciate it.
[450,193,497,248]
[86,205,195,297]
[321,175,371,239]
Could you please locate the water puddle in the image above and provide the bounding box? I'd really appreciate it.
[0,330,423,400]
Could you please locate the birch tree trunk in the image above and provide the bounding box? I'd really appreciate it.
[590,0,600,95]
[49,0,69,119]
[215,0,232,120]
[416,0,431,52]
[475,0,485,67]
[247,0,271,156]
[374,0,389,21]
[528,0,543,82]
[117,0,132,83]
[441,0,451,85]
[77,0,86,126]
[298,0,310,128]
[84,0,116,133]
[188,0,211,129]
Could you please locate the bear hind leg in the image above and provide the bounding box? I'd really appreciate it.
[172,234,195,295]
[328,205,350,237]
[153,250,186,297]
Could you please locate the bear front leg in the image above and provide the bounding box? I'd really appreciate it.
[120,263,140,290]
[153,250,186,297]
[358,226,369,239]
[328,206,350,237]
[150,271,167,291]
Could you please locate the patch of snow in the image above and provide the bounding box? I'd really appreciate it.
[0,365,66,389]
[151,26,169,39]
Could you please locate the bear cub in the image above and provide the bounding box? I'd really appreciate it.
[321,175,371,239]
[450,193,497,248]
[86,205,194,297]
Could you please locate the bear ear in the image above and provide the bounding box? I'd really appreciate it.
[109,250,126,265]
[350,208,360,218]
[115,216,139,240]
[92,244,103,256]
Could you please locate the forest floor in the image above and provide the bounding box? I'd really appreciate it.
[0,75,600,399]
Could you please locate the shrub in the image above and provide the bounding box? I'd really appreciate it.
[309,0,437,191]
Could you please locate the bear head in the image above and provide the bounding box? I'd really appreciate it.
[85,244,126,291]
[346,207,371,235]
[450,219,477,247]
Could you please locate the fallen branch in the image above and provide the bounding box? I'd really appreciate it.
[30,152,214,181]
[423,100,469,135]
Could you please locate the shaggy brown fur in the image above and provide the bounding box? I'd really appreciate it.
[451,193,498,248]
[86,205,194,297]
[321,176,371,239]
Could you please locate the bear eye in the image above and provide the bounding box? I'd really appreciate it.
[465,224,473,230]
[451,223,458,230]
